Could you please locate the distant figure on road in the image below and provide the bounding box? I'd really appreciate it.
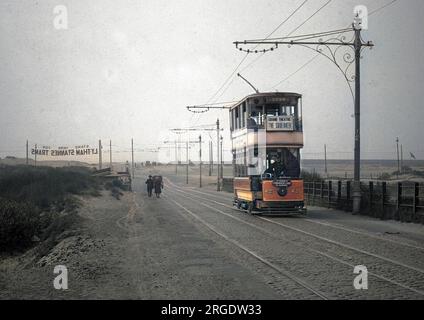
[145,175,154,197]
[154,177,163,198]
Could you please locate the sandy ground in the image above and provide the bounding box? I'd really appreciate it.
[1,166,423,300]
[0,190,139,299]
[0,178,278,299]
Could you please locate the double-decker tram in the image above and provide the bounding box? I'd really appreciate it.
[230,92,306,215]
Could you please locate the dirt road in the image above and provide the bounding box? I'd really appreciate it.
[1,167,424,299]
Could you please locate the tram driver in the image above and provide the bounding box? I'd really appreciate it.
[264,154,286,178]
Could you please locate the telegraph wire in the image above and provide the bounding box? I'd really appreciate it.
[220,0,334,101]
[194,0,312,117]
[238,0,310,73]
[271,0,401,89]
[369,0,399,15]
[271,54,320,89]
[189,0,308,127]
[286,0,333,37]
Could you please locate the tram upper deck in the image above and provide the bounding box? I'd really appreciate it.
[229,92,303,148]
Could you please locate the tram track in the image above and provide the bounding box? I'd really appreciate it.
[164,178,424,297]
[163,194,330,300]
[167,177,424,251]
[165,177,424,257]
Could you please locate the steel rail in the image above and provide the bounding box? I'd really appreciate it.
[164,185,424,297]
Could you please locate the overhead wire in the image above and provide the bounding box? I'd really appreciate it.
[190,0,312,128]
[271,0,401,89]
[219,0,333,100]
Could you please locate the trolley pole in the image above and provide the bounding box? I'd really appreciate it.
[216,119,220,191]
[199,135,202,188]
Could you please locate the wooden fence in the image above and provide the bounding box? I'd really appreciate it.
[304,181,424,224]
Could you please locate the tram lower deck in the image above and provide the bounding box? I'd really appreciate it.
[233,177,306,215]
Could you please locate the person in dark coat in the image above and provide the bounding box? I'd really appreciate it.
[154,177,163,198]
[145,175,154,197]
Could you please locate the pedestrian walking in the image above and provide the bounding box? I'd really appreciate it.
[145,175,154,197]
[154,177,163,198]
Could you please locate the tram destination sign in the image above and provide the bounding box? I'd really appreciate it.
[267,116,294,131]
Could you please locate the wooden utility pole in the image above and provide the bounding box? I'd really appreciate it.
[396,137,400,178]
[208,141,211,176]
[178,134,181,166]
[216,119,220,191]
[199,135,202,188]
[186,140,189,184]
[34,144,37,167]
[324,144,328,176]
[131,138,135,179]
[175,140,178,174]
[26,140,29,165]
[98,140,102,170]
[221,136,224,182]
[401,144,404,174]
[109,140,112,170]
[210,140,213,176]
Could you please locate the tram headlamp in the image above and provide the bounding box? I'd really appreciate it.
[278,187,288,197]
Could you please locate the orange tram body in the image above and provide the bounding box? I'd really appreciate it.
[229,92,306,215]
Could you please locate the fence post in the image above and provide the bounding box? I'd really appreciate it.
[337,181,342,205]
[381,182,387,220]
[413,182,419,220]
[346,181,351,210]
[328,181,332,208]
[312,181,316,205]
[397,182,402,221]
[369,181,374,216]
[320,181,324,199]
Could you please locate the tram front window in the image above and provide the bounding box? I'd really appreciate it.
[263,148,300,179]
[264,105,296,117]
[247,106,264,129]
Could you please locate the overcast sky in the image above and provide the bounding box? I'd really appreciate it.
[0,0,423,162]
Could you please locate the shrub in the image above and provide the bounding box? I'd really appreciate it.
[0,165,100,208]
[0,165,101,252]
[0,198,45,251]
